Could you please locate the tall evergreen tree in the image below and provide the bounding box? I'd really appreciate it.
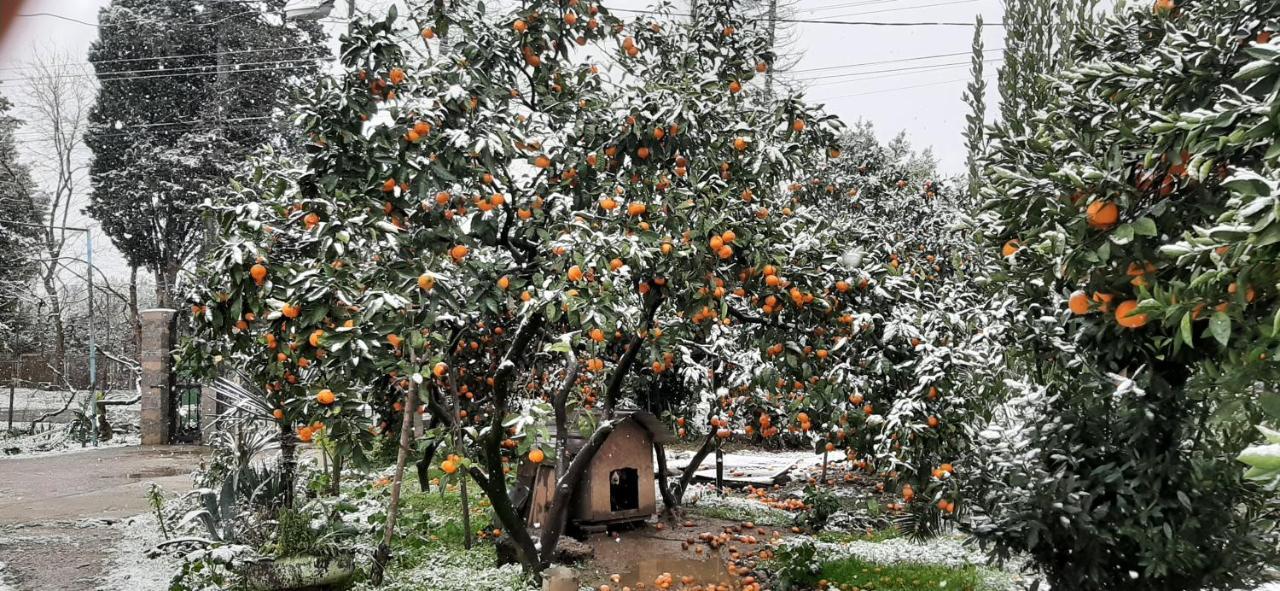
[997,0,1098,131]
[85,0,327,306]
[963,15,987,201]
[0,93,41,339]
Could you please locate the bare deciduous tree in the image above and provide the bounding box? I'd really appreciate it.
[2,49,93,378]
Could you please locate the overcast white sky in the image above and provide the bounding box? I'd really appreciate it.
[0,0,1006,278]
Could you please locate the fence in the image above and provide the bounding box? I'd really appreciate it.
[0,353,137,392]
[1,376,141,435]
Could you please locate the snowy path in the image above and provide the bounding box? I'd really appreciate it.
[0,445,203,590]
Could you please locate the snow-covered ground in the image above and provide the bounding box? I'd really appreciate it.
[0,561,14,591]
[97,514,181,591]
[0,386,141,458]
[0,387,140,425]
[0,428,139,458]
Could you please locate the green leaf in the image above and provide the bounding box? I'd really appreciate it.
[1110,224,1134,245]
[1209,311,1232,346]
[1260,393,1280,421]
[1238,444,1280,470]
[1180,312,1194,347]
[1222,171,1272,197]
[1132,217,1158,237]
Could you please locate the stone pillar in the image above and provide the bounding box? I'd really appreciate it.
[140,309,177,445]
[199,384,219,443]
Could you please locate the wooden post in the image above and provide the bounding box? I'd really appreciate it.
[7,377,13,432]
[447,367,473,550]
[373,385,416,586]
[715,442,724,496]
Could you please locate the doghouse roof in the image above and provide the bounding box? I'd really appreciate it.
[622,410,677,444]
[552,410,677,445]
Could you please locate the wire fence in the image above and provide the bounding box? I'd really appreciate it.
[0,372,141,436]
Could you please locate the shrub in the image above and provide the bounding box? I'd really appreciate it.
[975,0,1280,588]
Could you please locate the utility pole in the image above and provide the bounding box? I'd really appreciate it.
[349,0,356,34]
[87,230,98,446]
[764,0,778,95]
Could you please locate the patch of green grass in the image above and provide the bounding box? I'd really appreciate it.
[394,484,493,554]
[815,526,902,544]
[812,556,981,591]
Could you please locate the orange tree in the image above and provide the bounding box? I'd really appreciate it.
[976,0,1280,588]
[783,130,1008,534]
[651,122,1012,536]
[184,0,861,574]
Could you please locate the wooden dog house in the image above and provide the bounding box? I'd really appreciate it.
[523,410,675,529]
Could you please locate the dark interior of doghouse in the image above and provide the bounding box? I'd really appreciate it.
[609,467,639,512]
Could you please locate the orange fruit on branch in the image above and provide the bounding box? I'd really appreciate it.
[1115,299,1149,328]
[1069,290,1091,315]
[450,244,469,262]
[316,389,336,405]
[1086,200,1119,229]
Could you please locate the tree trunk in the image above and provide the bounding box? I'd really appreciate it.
[129,265,140,358]
[279,421,297,509]
[536,421,616,566]
[154,263,179,309]
[329,452,343,496]
[470,465,540,570]
[673,433,717,505]
[764,0,778,94]
[654,442,677,514]
[373,387,416,586]
[40,266,65,378]
[415,415,442,492]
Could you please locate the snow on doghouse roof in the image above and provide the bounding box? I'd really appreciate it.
[549,409,676,444]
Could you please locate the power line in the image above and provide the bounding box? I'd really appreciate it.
[812,72,996,100]
[823,0,979,19]
[610,7,1003,26]
[799,58,1003,88]
[796,57,1002,84]
[0,57,332,86]
[17,8,268,29]
[0,43,332,74]
[788,47,1004,74]
[9,116,283,143]
[798,0,906,14]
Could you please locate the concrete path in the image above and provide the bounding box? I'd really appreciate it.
[0,445,204,590]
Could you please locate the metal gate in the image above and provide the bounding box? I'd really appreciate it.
[170,383,203,444]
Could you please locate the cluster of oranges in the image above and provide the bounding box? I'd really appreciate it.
[1068,290,1149,329]
[708,230,736,260]
[440,453,464,475]
[296,421,325,443]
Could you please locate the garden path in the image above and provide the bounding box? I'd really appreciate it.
[0,445,204,590]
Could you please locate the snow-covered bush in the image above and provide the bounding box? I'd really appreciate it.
[975,0,1280,587]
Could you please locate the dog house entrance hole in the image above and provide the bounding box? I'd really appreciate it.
[609,467,639,512]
